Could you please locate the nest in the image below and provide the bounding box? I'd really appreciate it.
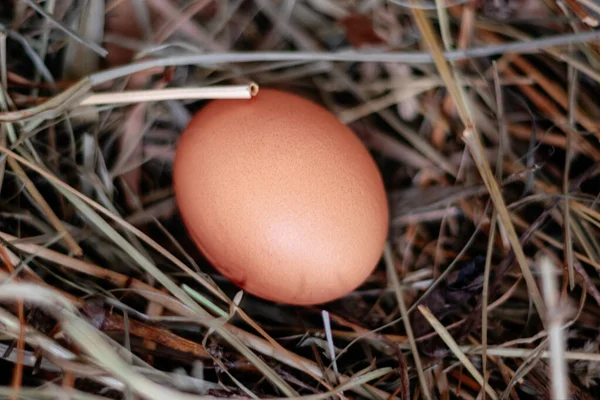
[1,0,599,399]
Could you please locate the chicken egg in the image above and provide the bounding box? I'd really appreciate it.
[173,88,388,305]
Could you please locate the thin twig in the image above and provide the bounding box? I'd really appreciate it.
[466,346,600,362]
[480,61,506,400]
[384,243,431,400]
[321,311,339,381]
[418,305,499,400]
[538,254,570,400]
[79,84,259,105]
[409,4,547,320]
[82,29,600,84]
[564,65,578,289]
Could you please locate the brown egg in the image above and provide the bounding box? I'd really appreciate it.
[173,88,388,305]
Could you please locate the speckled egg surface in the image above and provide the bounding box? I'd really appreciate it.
[173,88,389,305]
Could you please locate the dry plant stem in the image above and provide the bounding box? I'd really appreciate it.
[30,0,55,97]
[1,261,223,371]
[481,62,506,399]
[384,243,431,400]
[417,305,499,400]
[415,276,523,345]
[0,32,6,89]
[3,30,596,125]
[0,145,227,301]
[152,0,214,44]
[92,309,211,360]
[0,258,210,364]
[480,31,598,133]
[0,149,377,396]
[147,0,226,52]
[503,65,600,159]
[573,261,600,307]
[61,372,74,396]
[575,216,600,260]
[86,29,600,82]
[0,121,7,192]
[79,83,259,106]
[468,346,600,362]
[254,0,456,179]
[0,283,281,400]
[564,67,578,289]
[215,299,327,388]
[499,340,547,400]
[564,0,598,26]
[142,291,166,364]
[408,4,546,320]
[480,191,497,394]
[408,4,469,123]
[0,249,80,304]
[13,313,26,396]
[511,214,600,272]
[0,160,297,395]
[320,311,339,380]
[538,255,570,400]
[457,2,475,52]
[463,129,547,321]
[21,0,108,57]
[0,306,129,391]
[578,0,600,18]
[512,55,597,133]
[0,232,396,400]
[508,125,597,158]
[0,86,82,256]
[0,78,92,123]
[0,247,24,400]
[6,159,82,256]
[461,8,600,82]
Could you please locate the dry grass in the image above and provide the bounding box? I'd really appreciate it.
[1,0,599,399]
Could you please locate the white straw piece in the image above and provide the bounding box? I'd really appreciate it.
[321,310,340,379]
[79,83,259,106]
[539,254,570,400]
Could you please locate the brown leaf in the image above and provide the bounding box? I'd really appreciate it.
[338,13,384,49]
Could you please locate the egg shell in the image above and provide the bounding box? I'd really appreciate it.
[173,88,389,305]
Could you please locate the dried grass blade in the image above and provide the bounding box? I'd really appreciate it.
[0,78,92,123]
[384,243,431,400]
[0,386,108,400]
[0,86,81,256]
[269,367,393,400]
[463,128,546,321]
[0,145,227,300]
[85,30,600,83]
[466,346,600,362]
[0,146,298,397]
[22,0,108,57]
[538,254,570,400]
[79,84,259,106]
[0,230,396,400]
[55,188,298,397]
[564,67,578,289]
[498,340,546,400]
[407,5,546,321]
[480,62,506,399]
[417,305,499,400]
[0,282,210,400]
[5,160,82,256]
